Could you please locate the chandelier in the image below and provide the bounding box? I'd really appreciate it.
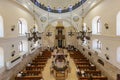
[26,26,41,42]
[26,4,41,42]
[68,30,74,36]
[46,32,52,37]
[77,1,92,42]
[77,18,92,41]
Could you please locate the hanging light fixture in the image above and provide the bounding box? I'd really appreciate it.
[68,3,74,37]
[46,5,52,37]
[68,30,74,37]
[77,1,92,41]
[26,4,41,42]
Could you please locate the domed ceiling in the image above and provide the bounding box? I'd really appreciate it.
[31,0,87,13]
[37,0,80,9]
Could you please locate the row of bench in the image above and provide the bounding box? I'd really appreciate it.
[70,50,108,80]
[15,50,51,80]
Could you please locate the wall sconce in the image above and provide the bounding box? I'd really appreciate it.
[105,54,109,60]
[104,23,109,29]
[11,25,15,31]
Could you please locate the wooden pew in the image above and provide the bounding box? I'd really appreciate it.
[92,76,108,80]
[78,66,96,71]
[74,59,89,62]
[15,75,42,80]
[26,66,44,71]
[79,77,89,80]
[85,70,101,76]
[31,62,46,65]
[22,70,41,76]
[76,62,90,66]
[32,59,47,62]
[79,76,107,80]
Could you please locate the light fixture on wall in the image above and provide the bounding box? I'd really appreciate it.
[77,1,92,42]
[104,23,109,29]
[105,54,109,60]
[11,25,15,31]
[26,4,41,42]
[68,30,74,36]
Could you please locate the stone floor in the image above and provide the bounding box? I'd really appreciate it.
[42,51,78,80]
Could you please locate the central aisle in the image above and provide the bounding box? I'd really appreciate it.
[42,50,78,80]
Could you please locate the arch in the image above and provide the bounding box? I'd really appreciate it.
[19,40,28,53]
[92,16,101,34]
[0,16,4,37]
[18,18,28,36]
[116,11,120,36]
[92,39,102,50]
[45,19,77,32]
[0,47,4,68]
[117,47,120,62]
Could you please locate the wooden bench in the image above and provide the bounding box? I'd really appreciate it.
[22,70,41,76]
[78,66,96,71]
[15,75,42,80]
[85,70,101,76]
[26,66,44,70]
[92,76,108,80]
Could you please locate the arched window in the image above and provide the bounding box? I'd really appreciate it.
[117,47,120,63]
[116,11,120,36]
[83,23,87,31]
[82,38,87,46]
[18,18,28,36]
[19,40,28,53]
[0,16,4,37]
[97,40,102,50]
[19,41,23,52]
[0,47,4,68]
[92,39,102,51]
[92,16,101,34]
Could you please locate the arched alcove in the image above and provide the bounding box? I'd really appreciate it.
[92,39,102,51]
[19,40,28,54]
[18,18,28,36]
[0,47,4,68]
[116,11,120,36]
[117,47,120,62]
[0,16,4,37]
[92,16,101,34]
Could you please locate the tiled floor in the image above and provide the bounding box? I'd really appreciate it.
[42,50,78,80]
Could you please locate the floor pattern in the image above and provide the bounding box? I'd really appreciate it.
[42,50,78,80]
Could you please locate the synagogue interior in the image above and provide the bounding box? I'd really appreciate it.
[0,0,120,80]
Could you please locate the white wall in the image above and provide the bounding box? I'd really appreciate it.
[0,0,34,38]
[0,0,38,71]
[85,0,120,36]
[83,0,120,69]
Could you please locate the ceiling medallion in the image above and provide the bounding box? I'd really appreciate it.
[40,16,47,22]
[73,16,79,22]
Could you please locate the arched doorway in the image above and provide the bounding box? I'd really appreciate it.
[44,19,77,48]
[116,11,120,36]
[0,16,4,37]
[0,47,4,68]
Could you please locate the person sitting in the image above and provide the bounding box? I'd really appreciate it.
[76,66,81,76]
[27,63,31,66]
[81,70,85,77]
[17,72,22,77]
